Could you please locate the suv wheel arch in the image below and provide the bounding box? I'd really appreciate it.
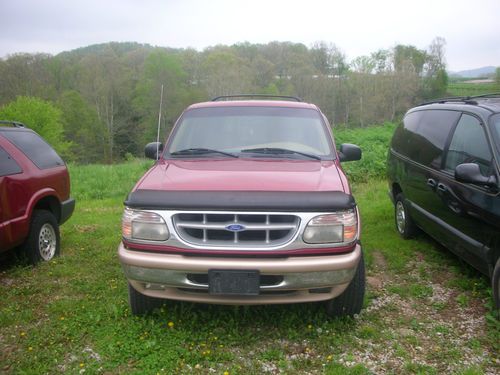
[33,195,61,223]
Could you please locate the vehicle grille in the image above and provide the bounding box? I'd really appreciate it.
[172,213,300,248]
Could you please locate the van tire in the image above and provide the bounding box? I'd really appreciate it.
[493,257,500,314]
[395,193,417,239]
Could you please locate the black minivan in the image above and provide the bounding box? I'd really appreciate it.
[387,95,500,310]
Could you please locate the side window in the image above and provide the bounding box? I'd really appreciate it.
[391,111,424,157]
[393,110,459,169]
[0,145,22,177]
[444,114,492,176]
[415,110,460,169]
[1,131,64,170]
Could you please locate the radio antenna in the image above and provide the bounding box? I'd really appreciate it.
[155,84,164,160]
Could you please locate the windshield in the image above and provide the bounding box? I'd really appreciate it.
[490,113,500,157]
[166,106,333,159]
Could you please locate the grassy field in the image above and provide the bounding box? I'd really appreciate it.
[1,125,499,374]
[447,82,499,97]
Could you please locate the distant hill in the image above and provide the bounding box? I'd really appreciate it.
[450,66,496,78]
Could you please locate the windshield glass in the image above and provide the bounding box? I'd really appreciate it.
[490,114,500,156]
[167,106,333,158]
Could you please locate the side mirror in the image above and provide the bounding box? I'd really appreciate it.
[339,143,362,162]
[145,142,163,160]
[455,163,497,187]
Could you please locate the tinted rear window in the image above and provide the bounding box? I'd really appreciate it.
[392,110,460,169]
[0,145,22,176]
[1,131,64,169]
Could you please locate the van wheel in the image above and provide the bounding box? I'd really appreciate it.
[23,210,60,264]
[325,252,365,317]
[493,258,500,313]
[128,283,165,315]
[395,193,417,239]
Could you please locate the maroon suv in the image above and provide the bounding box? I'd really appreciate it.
[0,121,75,263]
[119,96,363,316]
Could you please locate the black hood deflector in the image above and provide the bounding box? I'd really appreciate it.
[125,190,356,212]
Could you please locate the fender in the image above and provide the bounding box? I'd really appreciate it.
[4,188,61,243]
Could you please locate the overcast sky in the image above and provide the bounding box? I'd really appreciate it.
[1,0,499,72]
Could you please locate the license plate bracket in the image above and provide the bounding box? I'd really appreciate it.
[208,270,260,296]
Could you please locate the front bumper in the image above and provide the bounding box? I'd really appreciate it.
[119,243,362,305]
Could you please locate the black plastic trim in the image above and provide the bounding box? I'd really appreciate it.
[124,190,356,212]
[60,198,76,224]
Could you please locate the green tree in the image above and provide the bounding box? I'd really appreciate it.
[0,53,56,106]
[423,37,448,98]
[133,50,191,145]
[201,48,253,97]
[393,45,426,74]
[58,90,107,163]
[0,96,70,157]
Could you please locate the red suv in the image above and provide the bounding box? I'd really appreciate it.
[0,121,75,264]
[119,96,363,316]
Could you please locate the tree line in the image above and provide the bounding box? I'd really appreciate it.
[0,38,448,163]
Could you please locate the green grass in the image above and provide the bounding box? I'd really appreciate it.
[335,122,397,183]
[447,82,499,97]
[0,153,498,373]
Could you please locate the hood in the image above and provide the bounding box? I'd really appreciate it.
[135,158,346,192]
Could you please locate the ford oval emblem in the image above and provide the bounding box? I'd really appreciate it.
[226,224,246,232]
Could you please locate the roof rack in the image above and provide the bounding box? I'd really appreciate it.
[211,94,303,102]
[418,93,500,107]
[418,97,478,106]
[469,92,500,99]
[0,120,26,128]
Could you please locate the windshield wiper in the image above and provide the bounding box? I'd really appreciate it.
[241,147,321,160]
[170,148,238,158]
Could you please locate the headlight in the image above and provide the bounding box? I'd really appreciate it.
[303,210,357,244]
[122,208,169,241]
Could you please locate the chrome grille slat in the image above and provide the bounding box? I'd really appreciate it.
[176,222,297,230]
[173,212,300,248]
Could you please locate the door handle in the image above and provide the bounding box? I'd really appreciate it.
[437,183,447,193]
[427,178,437,188]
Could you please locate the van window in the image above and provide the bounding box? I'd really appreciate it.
[444,114,492,176]
[393,110,459,169]
[391,111,423,157]
[0,146,22,176]
[491,113,500,156]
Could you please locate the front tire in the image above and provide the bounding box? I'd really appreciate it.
[22,210,60,264]
[325,252,365,317]
[128,283,165,316]
[395,193,417,239]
